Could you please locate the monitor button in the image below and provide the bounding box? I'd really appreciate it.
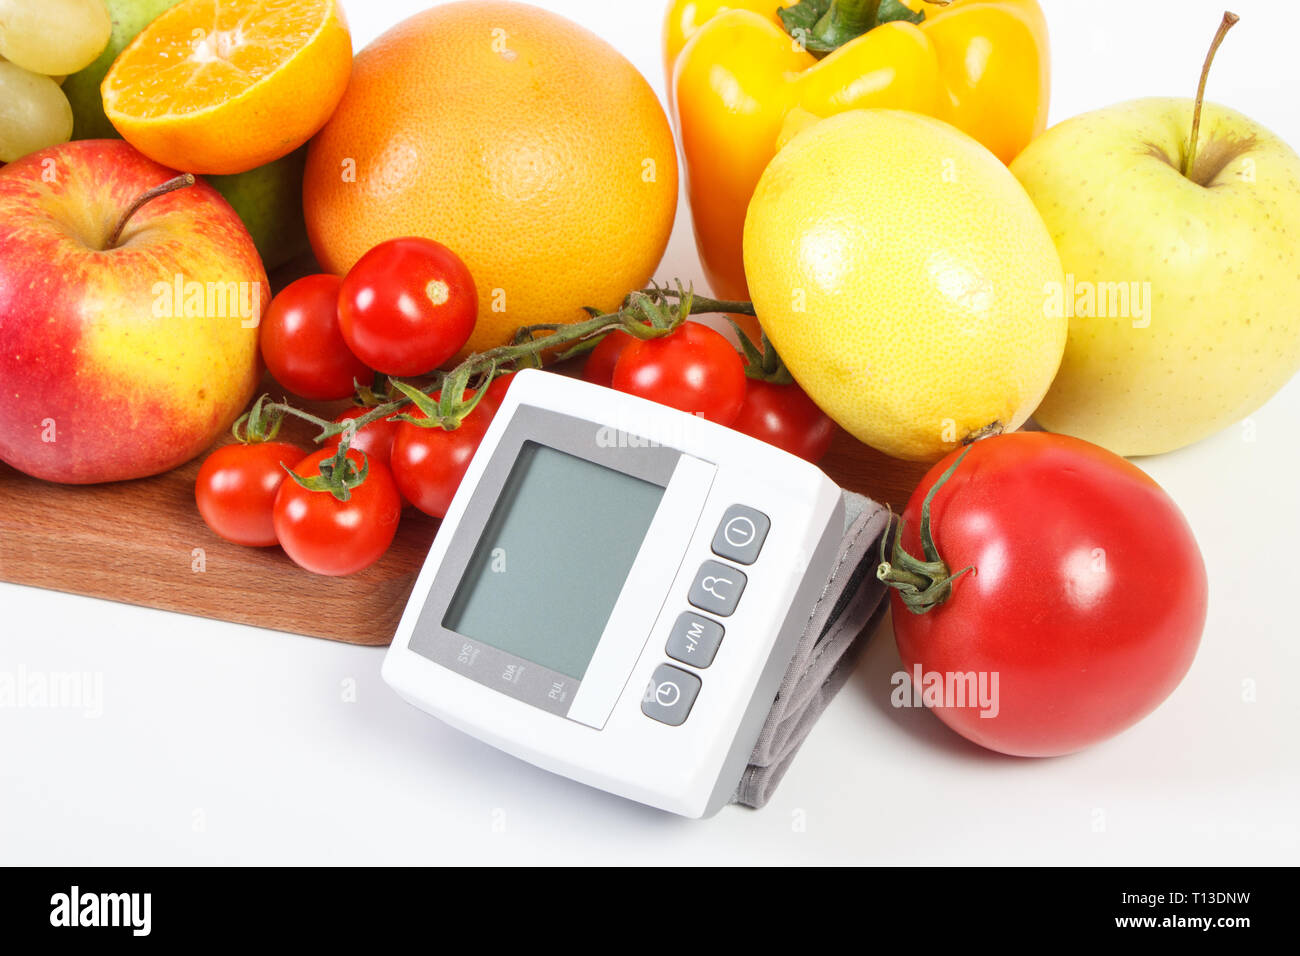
[712,505,770,565]
[641,664,702,726]
[688,560,746,617]
[666,612,725,668]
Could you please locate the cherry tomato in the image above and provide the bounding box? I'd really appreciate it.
[886,432,1207,757]
[611,321,746,424]
[337,237,477,376]
[582,329,636,387]
[273,447,402,576]
[259,274,372,400]
[323,406,401,468]
[731,379,837,463]
[195,442,304,547]
[390,394,491,519]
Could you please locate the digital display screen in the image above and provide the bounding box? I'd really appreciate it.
[442,442,667,680]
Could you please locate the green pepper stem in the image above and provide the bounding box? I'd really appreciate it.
[813,0,883,48]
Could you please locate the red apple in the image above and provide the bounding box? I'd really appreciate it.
[0,140,266,483]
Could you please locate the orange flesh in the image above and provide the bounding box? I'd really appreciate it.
[104,0,332,119]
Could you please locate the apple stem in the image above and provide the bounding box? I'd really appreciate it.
[1183,11,1240,179]
[106,173,197,249]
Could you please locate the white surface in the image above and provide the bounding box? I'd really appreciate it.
[383,370,842,817]
[2,0,1298,864]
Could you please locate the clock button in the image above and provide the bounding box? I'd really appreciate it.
[712,505,770,565]
[688,560,746,617]
[641,664,701,726]
[666,612,725,668]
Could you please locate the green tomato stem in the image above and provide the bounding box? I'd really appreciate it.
[876,445,976,614]
[729,320,796,385]
[231,393,285,443]
[282,442,369,503]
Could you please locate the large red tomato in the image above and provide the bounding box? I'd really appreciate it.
[883,432,1207,757]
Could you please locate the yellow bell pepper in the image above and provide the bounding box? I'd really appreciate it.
[665,0,1051,301]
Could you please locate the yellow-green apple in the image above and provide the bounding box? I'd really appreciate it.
[1011,15,1300,456]
[0,139,265,483]
[208,146,311,271]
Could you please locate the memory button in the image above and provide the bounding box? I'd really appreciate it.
[666,612,725,668]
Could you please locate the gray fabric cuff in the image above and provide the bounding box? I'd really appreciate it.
[732,490,890,808]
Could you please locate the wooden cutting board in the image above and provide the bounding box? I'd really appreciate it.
[0,381,927,644]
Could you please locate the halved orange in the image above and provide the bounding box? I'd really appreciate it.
[102,0,352,175]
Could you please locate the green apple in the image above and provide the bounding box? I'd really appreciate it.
[63,0,181,141]
[1010,17,1300,456]
[207,146,311,271]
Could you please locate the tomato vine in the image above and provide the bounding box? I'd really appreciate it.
[233,284,758,498]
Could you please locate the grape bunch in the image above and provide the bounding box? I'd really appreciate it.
[0,0,111,161]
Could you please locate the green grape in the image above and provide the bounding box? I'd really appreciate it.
[0,0,112,76]
[0,58,73,162]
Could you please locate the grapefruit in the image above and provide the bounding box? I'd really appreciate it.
[303,0,678,357]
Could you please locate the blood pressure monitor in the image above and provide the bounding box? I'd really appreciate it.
[383,368,864,818]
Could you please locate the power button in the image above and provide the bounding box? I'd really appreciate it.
[711,505,770,565]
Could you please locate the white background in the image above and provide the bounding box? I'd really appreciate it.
[3,0,1297,864]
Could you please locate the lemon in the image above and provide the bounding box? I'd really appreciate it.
[743,110,1067,461]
